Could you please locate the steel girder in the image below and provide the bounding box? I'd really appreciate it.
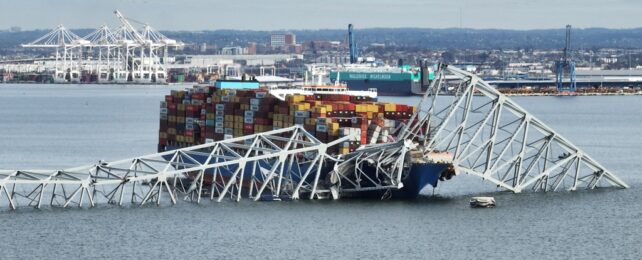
[329,140,413,197]
[401,64,627,192]
[0,126,353,210]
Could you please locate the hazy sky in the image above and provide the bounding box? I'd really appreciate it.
[1,0,640,30]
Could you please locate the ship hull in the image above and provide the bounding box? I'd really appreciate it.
[338,162,450,200]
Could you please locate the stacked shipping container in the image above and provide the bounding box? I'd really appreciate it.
[159,85,416,155]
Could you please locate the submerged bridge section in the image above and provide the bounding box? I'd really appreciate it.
[401,64,627,192]
[0,64,628,210]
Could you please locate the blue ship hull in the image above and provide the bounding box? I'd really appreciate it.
[340,163,450,200]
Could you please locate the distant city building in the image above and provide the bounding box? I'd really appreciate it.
[246,42,257,55]
[221,46,245,55]
[271,34,285,48]
[284,33,296,45]
[200,43,207,53]
[271,33,296,48]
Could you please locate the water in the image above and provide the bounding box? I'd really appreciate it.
[1,84,641,259]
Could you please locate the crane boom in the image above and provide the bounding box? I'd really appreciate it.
[114,10,146,44]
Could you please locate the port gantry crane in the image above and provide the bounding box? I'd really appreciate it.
[0,65,627,210]
[21,25,89,83]
[556,25,577,92]
[20,11,182,84]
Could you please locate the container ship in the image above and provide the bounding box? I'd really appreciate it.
[158,79,455,199]
[329,64,435,96]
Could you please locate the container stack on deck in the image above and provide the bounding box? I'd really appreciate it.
[159,85,416,155]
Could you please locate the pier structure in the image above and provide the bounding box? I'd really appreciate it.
[18,10,183,84]
[0,65,627,210]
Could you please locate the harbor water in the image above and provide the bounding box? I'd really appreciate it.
[0,84,641,259]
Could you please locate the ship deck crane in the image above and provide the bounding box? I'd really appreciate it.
[556,25,577,92]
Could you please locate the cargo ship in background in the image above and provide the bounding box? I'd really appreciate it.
[329,62,435,96]
[157,79,455,199]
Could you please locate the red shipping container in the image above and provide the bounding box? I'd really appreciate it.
[243,124,254,131]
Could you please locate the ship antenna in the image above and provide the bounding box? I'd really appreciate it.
[335,71,340,86]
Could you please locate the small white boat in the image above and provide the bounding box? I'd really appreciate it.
[470,197,496,208]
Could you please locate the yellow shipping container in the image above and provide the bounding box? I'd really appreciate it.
[159,132,168,138]
[225,122,234,128]
[305,118,317,125]
[225,115,234,121]
[177,104,186,111]
[330,122,339,130]
[167,128,177,134]
[384,103,396,112]
[177,135,185,142]
[168,116,177,123]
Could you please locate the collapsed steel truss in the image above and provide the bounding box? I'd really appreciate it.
[402,64,627,192]
[0,126,355,209]
[0,65,628,210]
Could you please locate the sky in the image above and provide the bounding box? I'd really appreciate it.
[0,0,640,31]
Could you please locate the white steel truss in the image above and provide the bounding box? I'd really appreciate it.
[329,140,412,196]
[0,126,354,210]
[401,64,627,192]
